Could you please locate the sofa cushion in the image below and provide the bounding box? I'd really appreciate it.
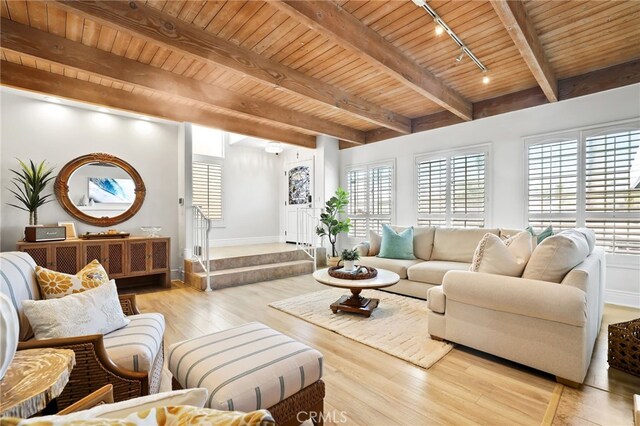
[0,252,39,341]
[470,232,533,277]
[22,280,129,340]
[378,225,416,260]
[526,225,554,245]
[368,229,382,256]
[431,228,499,262]
[35,259,110,300]
[104,313,165,374]
[393,226,435,261]
[407,261,471,285]
[358,256,423,279]
[499,228,523,239]
[427,286,446,314]
[522,229,591,283]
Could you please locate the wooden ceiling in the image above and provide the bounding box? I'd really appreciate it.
[1,1,639,149]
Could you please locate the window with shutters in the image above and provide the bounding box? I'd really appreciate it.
[346,162,394,239]
[526,122,640,255]
[192,161,223,222]
[416,148,488,228]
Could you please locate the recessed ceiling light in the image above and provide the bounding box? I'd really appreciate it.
[44,96,62,104]
[138,115,151,121]
[98,107,109,113]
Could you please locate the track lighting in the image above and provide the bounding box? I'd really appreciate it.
[434,24,444,36]
[482,72,490,85]
[455,49,464,62]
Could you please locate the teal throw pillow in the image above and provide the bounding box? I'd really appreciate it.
[526,225,554,244]
[377,224,416,260]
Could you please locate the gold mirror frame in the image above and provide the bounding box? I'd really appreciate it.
[54,153,146,227]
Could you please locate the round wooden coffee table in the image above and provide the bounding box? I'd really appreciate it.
[312,268,400,317]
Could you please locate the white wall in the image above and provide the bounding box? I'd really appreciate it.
[209,143,282,246]
[0,91,181,272]
[340,84,640,308]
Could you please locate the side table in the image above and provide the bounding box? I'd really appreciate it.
[0,348,76,418]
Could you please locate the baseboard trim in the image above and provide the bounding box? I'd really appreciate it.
[209,236,282,248]
[605,289,640,309]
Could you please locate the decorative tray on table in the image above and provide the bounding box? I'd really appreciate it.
[79,232,130,240]
[328,265,377,280]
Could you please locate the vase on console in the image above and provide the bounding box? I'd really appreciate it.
[0,293,19,380]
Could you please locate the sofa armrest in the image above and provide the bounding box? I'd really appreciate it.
[442,271,587,327]
[118,294,141,316]
[354,242,370,257]
[58,385,114,415]
[18,334,149,409]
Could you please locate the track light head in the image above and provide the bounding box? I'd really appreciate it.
[434,24,444,36]
[455,50,464,62]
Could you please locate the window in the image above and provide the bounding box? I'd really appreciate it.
[192,161,223,221]
[346,162,394,238]
[526,123,640,254]
[416,149,488,228]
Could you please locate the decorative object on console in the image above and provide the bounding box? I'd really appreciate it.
[58,221,77,239]
[608,318,640,377]
[24,225,66,242]
[470,231,533,277]
[54,153,146,227]
[22,280,130,340]
[140,226,162,238]
[79,231,130,239]
[315,187,350,264]
[7,159,56,226]
[35,259,110,299]
[0,293,19,381]
[378,224,416,260]
[340,248,360,271]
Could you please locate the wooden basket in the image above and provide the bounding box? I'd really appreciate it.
[608,318,640,376]
[328,265,377,280]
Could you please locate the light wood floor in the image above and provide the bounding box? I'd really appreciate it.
[134,276,640,425]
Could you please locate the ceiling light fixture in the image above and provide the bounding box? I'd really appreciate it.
[434,24,444,36]
[98,107,109,113]
[482,72,490,85]
[44,96,62,104]
[411,0,489,79]
[265,142,283,154]
[455,49,464,62]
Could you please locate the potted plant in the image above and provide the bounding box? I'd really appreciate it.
[7,159,56,226]
[340,248,360,271]
[315,187,350,266]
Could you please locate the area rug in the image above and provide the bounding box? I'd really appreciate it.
[269,288,453,369]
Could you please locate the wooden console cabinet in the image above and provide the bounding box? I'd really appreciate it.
[17,236,171,288]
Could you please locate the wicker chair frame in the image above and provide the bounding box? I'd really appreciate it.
[17,294,162,409]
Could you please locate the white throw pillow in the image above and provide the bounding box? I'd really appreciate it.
[368,229,382,256]
[17,388,209,422]
[22,280,129,340]
[470,232,533,277]
[522,229,591,283]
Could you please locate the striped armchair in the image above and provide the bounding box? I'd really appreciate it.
[0,251,165,409]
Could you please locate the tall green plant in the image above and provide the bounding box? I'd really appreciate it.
[315,187,350,258]
[8,159,56,225]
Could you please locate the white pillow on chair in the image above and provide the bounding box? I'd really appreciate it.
[22,280,129,340]
[470,231,533,277]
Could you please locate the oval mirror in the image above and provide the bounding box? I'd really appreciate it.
[54,153,145,227]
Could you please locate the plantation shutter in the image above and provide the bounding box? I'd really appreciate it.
[527,139,578,230]
[450,153,486,228]
[346,163,394,238]
[347,168,367,238]
[192,161,223,221]
[416,158,447,226]
[368,165,393,234]
[584,130,640,254]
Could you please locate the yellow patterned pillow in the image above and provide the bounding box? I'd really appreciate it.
[35,260,110,299]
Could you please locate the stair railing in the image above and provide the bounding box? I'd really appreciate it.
[192,205,212,292]
[297,207,321,265]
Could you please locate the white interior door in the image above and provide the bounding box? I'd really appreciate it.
[285,159,313,243]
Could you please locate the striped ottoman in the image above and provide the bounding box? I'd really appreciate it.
[168,322,325,425]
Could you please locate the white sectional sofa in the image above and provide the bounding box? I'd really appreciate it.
[354,226,605,385]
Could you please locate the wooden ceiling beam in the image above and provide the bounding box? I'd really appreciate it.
[491,0,558,102]
[0,61,316,149]
[345,59,640,148]
[0,18,364,144]
[52,0,411,134]
[272,0,473,121]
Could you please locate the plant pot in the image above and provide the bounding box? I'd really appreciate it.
[343,260,355,271]
[327,256,341,267]
[0,293,19,380]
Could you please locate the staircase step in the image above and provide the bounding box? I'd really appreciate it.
[188,260,314,291]
[188,249,313,273]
